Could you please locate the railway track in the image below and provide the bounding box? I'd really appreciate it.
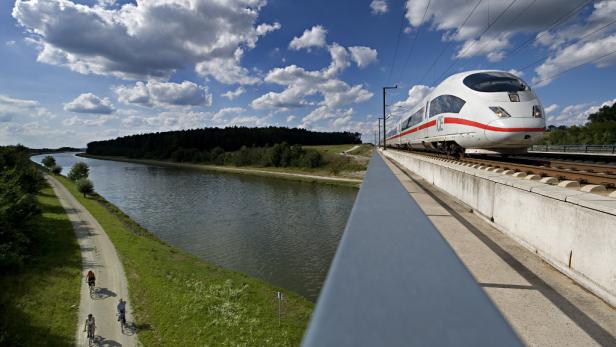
[394,149,616,191]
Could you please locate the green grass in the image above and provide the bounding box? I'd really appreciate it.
[303,144,358,153]
[347,144,374,158]
[0,185,81,346]
[53,174,313,346]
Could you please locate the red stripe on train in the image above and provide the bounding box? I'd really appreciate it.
[443,117,545,132]
[386,117,544,140]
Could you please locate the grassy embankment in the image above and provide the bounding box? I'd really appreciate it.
[52,174,313,346]
[0,184,81,346]
[80,144,373,188]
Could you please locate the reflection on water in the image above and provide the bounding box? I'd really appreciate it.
[33,153,357,300]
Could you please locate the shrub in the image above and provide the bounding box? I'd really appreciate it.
[68,162,89,181]
[76,178,94,197]
[41,155,56,169]
[51,165,62,175]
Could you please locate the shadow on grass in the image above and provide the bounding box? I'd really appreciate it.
[0,196,81,346]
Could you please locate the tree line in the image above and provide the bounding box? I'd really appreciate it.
[86,126,362,159]
[543,101,616,145]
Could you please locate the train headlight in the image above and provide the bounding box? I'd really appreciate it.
[489,106,511,118]
[532,105,543,118]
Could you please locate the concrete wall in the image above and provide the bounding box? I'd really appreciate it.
[382,150,616,308]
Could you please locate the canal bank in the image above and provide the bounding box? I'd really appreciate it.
[50,173,313,346]
[77,153,363,187]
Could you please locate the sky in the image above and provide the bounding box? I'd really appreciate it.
[1,0,615,148]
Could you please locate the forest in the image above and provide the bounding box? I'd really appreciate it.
[87,126,362,159]
[543,101,616,145]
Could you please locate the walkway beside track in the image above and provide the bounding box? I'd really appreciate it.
[46,175,139,347]
[383,153,616,346]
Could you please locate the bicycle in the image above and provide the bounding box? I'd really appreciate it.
[88,279,96,297]
[117,311,126,333]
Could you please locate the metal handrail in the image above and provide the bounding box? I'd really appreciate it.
[302,153,522,346]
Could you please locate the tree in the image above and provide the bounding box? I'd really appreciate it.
[76,178,94,197]
[51,165,62,175]
[41,155,56,170]
[68,162,89,181]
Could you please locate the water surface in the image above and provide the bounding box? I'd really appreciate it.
[33,153,357,300]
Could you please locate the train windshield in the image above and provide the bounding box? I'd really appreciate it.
[463,72,529,92]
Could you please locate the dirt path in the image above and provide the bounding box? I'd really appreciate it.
[46,175,139,347]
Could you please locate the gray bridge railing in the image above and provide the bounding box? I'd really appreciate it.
[302,153,522,347]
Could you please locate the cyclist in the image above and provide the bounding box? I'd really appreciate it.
[117,298,126,319]
[83,314,96,340]
[86,270,96,290]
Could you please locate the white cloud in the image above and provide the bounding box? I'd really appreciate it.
[289,25,327,51]
[195,48,260,85]
[114,80,212,108]
[533,34,616,86]
[390,85,434,122]
[301,106,354,127]
[221,86,246,100]
[286,115,296,123]
[5,40,16,47]
[507,69,524,77]
[12,0,277,83]
[370,0,388,15]
[547,98,616,126]
[252,43,372,111]
[544,104,559,114]
[0,94,52,121]
[348,46,378,69]
[63,114,117,126]
[64,93,115,114]
[403,0,586,63]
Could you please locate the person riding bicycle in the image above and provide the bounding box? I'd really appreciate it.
[86,270,96,288]
[117,298,126,321]
[83,314,96,339]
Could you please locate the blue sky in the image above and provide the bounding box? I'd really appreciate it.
[1,0,615,147]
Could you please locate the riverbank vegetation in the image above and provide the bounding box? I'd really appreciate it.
[542,101,616,145]
[52,174,313,345]
[0,146,81,345]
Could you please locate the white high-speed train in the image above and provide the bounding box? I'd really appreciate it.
[386,70,546,155]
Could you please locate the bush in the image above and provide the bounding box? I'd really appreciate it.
[300,150,322,168]
[68,162,89,181]
[41,155,56,169]
[76,178,94,197]
[0,145,44,272]
[51,165,62,175]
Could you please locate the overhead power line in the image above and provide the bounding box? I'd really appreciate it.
[419,0,484,84]
[387,11,408,85]
[400,0,432,80]
[532,48,616,87]
[434,0,519,84]
[518,16,616,73]
[506,0,593,58]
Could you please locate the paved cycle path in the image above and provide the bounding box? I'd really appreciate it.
[46,175,139,346]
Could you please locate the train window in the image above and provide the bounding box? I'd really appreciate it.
[401,107,424,130]
[463,72,529,92]
[429,95,466,118]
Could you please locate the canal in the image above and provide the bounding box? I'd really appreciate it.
[33,153,357,300]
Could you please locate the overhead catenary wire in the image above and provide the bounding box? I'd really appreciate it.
[399,0,432,80]
[531,47,616,87]
[506,0,593,58]
[387,11,408,85]
[419,0,485,85]
[517,16,616,73]
[434,0,519,84]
